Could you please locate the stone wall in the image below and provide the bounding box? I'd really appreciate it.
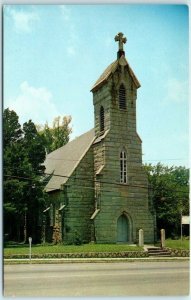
[63,146,95,244]
[5,251,148,259]
[165,248,190,257]
[44,190,65,243]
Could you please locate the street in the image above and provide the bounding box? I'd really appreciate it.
[4,260,190,297]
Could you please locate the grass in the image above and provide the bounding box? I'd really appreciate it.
[165,238,190,250]
[4,238,190,256]
[4,243,143,256]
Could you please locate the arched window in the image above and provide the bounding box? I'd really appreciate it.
[120,150,127,183]
[100,106,104,132]
[119,84,126,110]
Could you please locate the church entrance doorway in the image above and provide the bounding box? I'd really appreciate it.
[117,214,130,243]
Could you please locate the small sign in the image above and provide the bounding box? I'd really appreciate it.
[29,237,32,243]
[182,216,190,225]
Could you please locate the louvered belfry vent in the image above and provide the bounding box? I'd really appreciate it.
[100,106,104,132]
[119,84,126,110]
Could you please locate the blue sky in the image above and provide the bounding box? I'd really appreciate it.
[3,4,189,167]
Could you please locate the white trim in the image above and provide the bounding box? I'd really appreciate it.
[96,165,104,175]
[59,204,66,211]
[43,207,50,213]
[90,209,100,220]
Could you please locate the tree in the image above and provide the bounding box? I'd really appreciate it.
[144,163,189,238]
[23,120,46,174]
[3,108,23,147]
[37,115,72,154]
[3,109,26,241]
[21,120,46,241]
[3,109,47,243]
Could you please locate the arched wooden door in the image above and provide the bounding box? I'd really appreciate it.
[117,214,130,243]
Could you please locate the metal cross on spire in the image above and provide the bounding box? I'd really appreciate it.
[115,32,127,51]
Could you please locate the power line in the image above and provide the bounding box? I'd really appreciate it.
[143,158,188,162]
[45,172,189,194]
[3,157,189,175]
[45,157,188,162]
[4,173,189,195]
[4,174,36,181]
[4,173,150,190]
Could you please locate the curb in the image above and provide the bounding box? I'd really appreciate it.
[4,257,189,264]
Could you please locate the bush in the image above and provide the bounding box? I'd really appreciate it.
[73,231,82,245]
[66,230,83,245]
[171,233,179,240]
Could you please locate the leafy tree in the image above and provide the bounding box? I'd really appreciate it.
[37,115,72,153]
[3,108,23,147]
[3,109,47,243]
[23,120,46,174]
[144,163,189,238]
[3,109,25,241]
[4,179,26,241]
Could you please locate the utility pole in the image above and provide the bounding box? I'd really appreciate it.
[180,208,183,248]
[24,205,27,243]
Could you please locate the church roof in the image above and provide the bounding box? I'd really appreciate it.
[44,128,95,192]
[91,60,118,92]
[91,56,141,92]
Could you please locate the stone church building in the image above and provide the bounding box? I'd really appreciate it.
[43,32,155,244]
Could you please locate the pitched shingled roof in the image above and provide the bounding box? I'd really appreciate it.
[44,129,95,192]
[91,56,140,92]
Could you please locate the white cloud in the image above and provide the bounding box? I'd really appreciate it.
[166,78,188,103]
[5,6,39,33]
[7,81,59,126]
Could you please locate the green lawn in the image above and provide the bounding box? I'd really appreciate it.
[4,243,143,256]
[165,238,190,250]
[4,238,189,256]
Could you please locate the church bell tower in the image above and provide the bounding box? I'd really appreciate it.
[91,32,141,140]
[90,33,155,244]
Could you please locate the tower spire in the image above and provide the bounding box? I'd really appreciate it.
[114,32,127,59]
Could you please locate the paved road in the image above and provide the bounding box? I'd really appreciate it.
[4,260,190,297]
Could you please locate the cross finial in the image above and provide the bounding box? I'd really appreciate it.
[115,32,127,51]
